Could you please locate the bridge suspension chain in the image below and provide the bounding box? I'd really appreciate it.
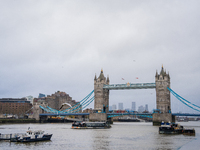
[47,106,63,113]
[62,90,94,112]
[72,96,94,113]
[167,87,200,112]
[39,105,54,113]
[39,90,94,114]
[64,92,94,113]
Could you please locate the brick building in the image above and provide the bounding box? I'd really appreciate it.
[0,98,32,117]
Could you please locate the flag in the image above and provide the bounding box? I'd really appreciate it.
[122,78,125,80]
[136,77,138,79]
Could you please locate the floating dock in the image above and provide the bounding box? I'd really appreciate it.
[0,133,26,141]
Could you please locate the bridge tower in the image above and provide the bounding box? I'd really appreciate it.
[94,69,109,113]
[153,65,174,125]
[155,65,171,113]
[89,69,109,122]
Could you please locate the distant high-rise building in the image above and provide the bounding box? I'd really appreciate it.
[132,102,136,111]
[109,106,112,111]
[26,95,34,104]
[138,105,145,112]
[145,104,148,111]
[38,93,45,98]
[118,103,123,110]
[112,104,117,110]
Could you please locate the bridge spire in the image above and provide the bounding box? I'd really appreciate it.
[107,75,110,84]
[155,70,158,77]
[94,74,97,80]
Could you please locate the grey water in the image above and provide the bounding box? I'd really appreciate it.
[0,122,200,150]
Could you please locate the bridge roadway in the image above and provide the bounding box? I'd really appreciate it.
[39,113,200,117]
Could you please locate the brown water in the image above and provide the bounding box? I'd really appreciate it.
[0,122,199,150]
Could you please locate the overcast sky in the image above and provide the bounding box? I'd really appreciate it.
[0,0,200,113]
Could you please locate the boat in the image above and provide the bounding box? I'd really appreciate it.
[72,121,111,129]
[159,121,183,134]
[183,128,195,136]
[11,129,53,142]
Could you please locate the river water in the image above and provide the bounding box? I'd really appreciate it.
[0,121,200,150]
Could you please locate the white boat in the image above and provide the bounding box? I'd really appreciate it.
[11,129,52,142]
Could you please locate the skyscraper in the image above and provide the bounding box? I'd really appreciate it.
[118,103,123,110]
[132,102,136,111]
[38,93,45,98]
[138,105,145,112]
[145,104,148,111]
[112,104,117,110]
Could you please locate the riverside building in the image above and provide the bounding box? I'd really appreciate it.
[0,98,32,117]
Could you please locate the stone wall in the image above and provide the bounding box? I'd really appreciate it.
[153,113,172,126]
[89,113,107,122]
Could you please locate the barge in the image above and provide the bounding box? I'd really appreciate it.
[183,128,195,136]
[72,121,111,129]
[159,121,183,134]
[159,121,195,135]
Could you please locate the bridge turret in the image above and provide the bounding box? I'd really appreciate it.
[106,75,110,84]
[94,74,97,81]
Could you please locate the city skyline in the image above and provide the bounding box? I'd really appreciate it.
[109,102,150,112]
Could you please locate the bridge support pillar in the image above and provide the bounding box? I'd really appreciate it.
[39,116,48,123]
[89,113,107,122]
[152,113,175,126]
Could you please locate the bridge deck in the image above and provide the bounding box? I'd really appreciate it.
[103,83,156,90]
[39,113,200,117]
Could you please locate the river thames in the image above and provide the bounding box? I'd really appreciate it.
[0,121,200,150]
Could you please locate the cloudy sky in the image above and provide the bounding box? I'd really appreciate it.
[0,0,200,113]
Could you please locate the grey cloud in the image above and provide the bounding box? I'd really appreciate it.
[0,0,200,113]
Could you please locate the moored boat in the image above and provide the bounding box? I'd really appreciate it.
[183,128,195,136]
[11,129,53,142]
[72,121,111,129]
[159,121,183,134]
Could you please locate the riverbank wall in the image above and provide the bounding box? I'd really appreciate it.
[0,118,38,124]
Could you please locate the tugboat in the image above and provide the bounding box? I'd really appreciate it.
[72,121,111,129]
[11,129,53,142]
[159,121,183,134]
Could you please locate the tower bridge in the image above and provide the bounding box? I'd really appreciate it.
[90,66,172,125]
[38,66,200,125]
